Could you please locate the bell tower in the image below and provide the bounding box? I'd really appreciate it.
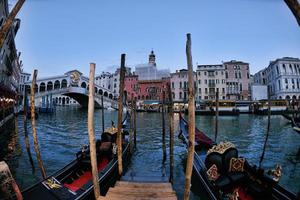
[148,50,156,66]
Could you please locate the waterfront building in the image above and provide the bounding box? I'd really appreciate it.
[196,64,226,100]
[95,72,113,92]
[111,67,131,99]
[0,0,21,97]
[170,69,197,102]
[251,84,268,101]
[224,60,251,100]
[135,50,170,81]
[19,71,30,94]
[263,57,300,100]
[253,69,267,85]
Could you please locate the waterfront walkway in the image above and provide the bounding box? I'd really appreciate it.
[103,180,177,200]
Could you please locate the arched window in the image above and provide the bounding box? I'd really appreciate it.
[286,95,290,100]
[34,84,38,93]
[47,81,53,91]
[104,91,108,97]
[61,79,68,88]
[99,89,103,95]
[62,97,66,105]
[66,97,70,104]
[95,87,98,93]
[54,80,60,89]
[109,94,113,99]
[39,82,46,92]
[81,82,87,88]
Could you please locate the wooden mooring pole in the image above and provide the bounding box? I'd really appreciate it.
[117,54,126,176]
[130,94,134,153]
[162,91,167,163]
[184,33,195,200]
[134,99,137,147]
[30,69,47,179]
[0,161,23,200]
[0,0,25,49]
[259,86,271,168]
[87,63,101,199]
[101,95,105,133]
[214,91,219,142]
[168,84,174,184]
[23,86,34,169]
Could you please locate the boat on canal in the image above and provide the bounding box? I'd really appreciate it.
[20,112,132,200]
[179,114,296,200]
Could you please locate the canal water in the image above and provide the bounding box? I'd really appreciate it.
[0,106,299,199]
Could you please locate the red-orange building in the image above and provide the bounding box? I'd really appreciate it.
[124,74,170,102]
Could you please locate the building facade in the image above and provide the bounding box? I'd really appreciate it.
[0,0,21,96]
[170,69,197,102]
[264,57,300,99]
[224,60,251,100]
[196,64,226,100]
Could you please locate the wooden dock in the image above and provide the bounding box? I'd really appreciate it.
[102,180,177,200]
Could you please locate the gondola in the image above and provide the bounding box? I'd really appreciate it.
[290,117,300,134]
[179,114,296,200]
[20,112,132,200]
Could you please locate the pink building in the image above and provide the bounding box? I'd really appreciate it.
[124,75,170,102]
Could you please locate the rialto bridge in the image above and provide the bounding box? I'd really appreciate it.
[25,70,117,109]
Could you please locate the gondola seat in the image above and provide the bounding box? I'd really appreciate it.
[214,175,232,191]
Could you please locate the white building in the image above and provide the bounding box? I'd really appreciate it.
[196,64,226,100]
[135,50,170,81]
[170,69,197,102]
[95,72,113,91]
[251,84,268,100]
[263,57,300,100]
[19,71,30,94]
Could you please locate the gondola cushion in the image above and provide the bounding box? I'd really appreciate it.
[205,152,223,173]
[229,157,245,172]
[206,164,220,181]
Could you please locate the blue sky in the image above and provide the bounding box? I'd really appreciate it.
[11,0,300,77]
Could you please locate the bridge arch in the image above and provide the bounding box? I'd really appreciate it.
[54,80,60,89]
[81,82,87,88]
[47,81,53,91]
[39,82,46,92]
[61,79,68,88]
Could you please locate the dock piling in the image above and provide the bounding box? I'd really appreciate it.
[183,33,195,200]
[162,91,167,163]
[117,54,126,176]
[134,99,137,147]
[215,91,219,142]
[87,63,101,199]
[30,69,47,179]
[101,95,105,133]
[168,84,174,184]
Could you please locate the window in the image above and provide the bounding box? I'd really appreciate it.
[205,79,207,84]
[278,80,281,90]
[205,88,208,94]
[198,72,201,76]
[199,88,201,93]
[290,64,293,73]
[276,65,279,75]
[204,96,208,99]
[235,72,238,78]
[216,71,218,75]
[179,92,182,99]
[171,82,174,89]
[198,80,201,84]
[199,96,202,100]
[240,84,242,91]
[222,88,225,93]
[179,82,182,88]
[222,79,225,84]
[239,72,241,78]
[283,64,286,73]
[204,71,207,76]
[208,71,214,77]
[225,72,228,78]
